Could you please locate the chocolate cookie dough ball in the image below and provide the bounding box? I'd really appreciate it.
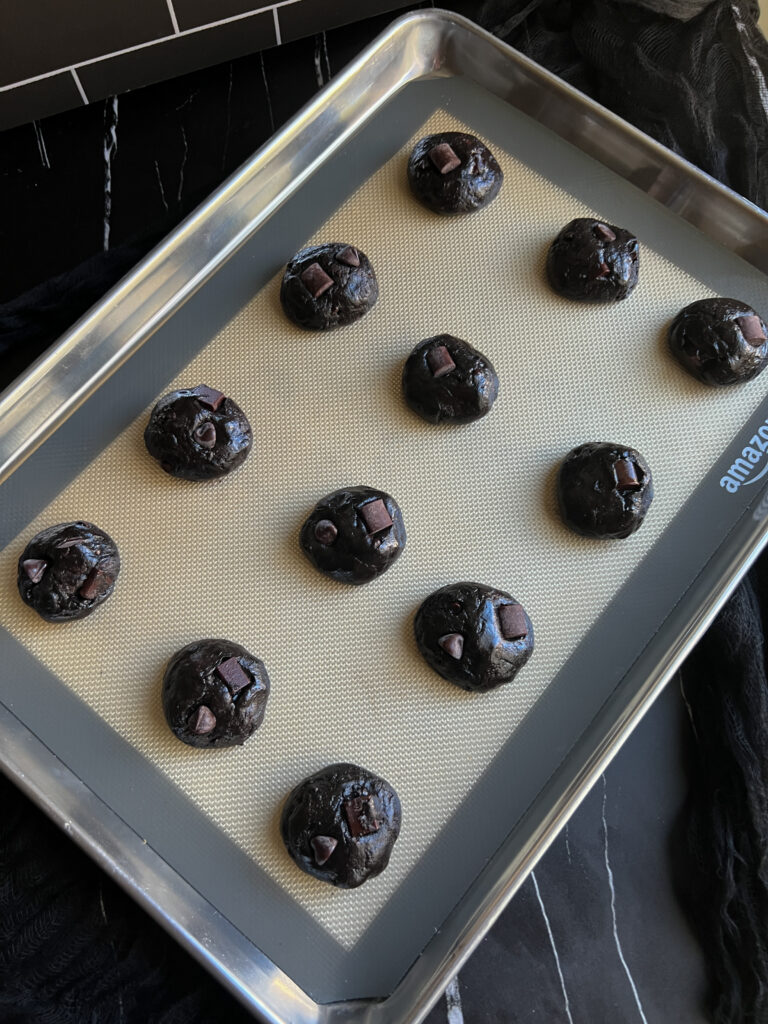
[414,582,534,693]
[557,442,653,540]
[300,486,406,585]
[402,334,499,424]
[280,762,402,888]
[144,384,252,481]
[17,521,120,623]
[546,218,639,303]
[161,639,270,749]
[407,132,503,215]
[668,297,768,386]
[279,243,378,331]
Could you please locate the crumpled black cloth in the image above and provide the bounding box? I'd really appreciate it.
[2,2,768,1022]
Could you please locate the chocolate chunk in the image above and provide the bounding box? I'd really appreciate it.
[739,314,767,345]
[428,142,462,175]
[614,458,641,491]
[426,344,457,379]
[595,262,611,278]
[359,498,393,535]
[216,656,251,694]
[300,262,334,299]
[438,632,464,660]
[336,246,360,268]
[593,223,616,242]
[314,519,338,545]
[22,558,47,583]
[498,603,528,641]
[79,568,113,601]
[310,835,338,866]
[191,385,226,411]
[56,537,83,549]
[193,422,217,448]
[190,705,216,735]
[344,795,380,837]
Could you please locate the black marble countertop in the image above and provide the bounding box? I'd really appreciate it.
[4,2,759,1020]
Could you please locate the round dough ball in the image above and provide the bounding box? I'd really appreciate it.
[414,582,534,693]
[546,217,639,303]
[161,639,270,749]
[668,297,768,386]
[557,441,653,540]
[280,762,402,888]
[279,242,378,331]
[407,131,503,214]
[402,334,499,424]
[17,521,120,623]
[144,384,252,481]
[299,486,406,585]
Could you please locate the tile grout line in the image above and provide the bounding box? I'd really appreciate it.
[0,0,304,94]
[165,0,181,34]
[70,68,89,104]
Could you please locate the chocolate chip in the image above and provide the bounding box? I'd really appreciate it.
[359,499,393,535]
[215,656,251,694]
[614,458,642,491]
[738,314,767,346]
[310,835,338,866]
[438,633,464,660]
[193,422,217,448]
[79,568,113,601]
[426,344,457,379]
[336,246,360,268]
[344,795,380,837]
[22,558,47,583]
[498,603,528,641]
[594,261,611,278]
[593,223,617,242]
[428,142,461,175]
[191,385,226,411]
[56,537,82,549]
[190,705,216,734]
[300,262,334,298]
[314,519,338,545]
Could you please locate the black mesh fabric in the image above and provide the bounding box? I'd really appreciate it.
[2,2,768,1022]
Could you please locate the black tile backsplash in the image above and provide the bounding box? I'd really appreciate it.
[0,0,414,130]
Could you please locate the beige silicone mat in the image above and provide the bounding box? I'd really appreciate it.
[3,109,768,950]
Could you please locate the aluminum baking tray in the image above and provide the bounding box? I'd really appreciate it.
[3,10,768,1023]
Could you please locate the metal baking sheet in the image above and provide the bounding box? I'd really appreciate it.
[3,11,768,1024]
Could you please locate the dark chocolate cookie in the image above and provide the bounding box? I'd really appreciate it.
[17,521,120,623]
[279,243,378,331]
[668,297,768,386]
[557,442,653,540]
[546,218,639,303]
[402,334,499,424]
[144,384,252,481]
[414,582,534,693]
[407,132,503,215]
[280,762,402,888]
[161,639,270,749]
[299,486,406,585]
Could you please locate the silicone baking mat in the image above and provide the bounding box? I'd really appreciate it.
[3,77,768,1002]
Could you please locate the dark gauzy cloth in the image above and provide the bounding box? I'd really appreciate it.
[3,1,768,1022]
